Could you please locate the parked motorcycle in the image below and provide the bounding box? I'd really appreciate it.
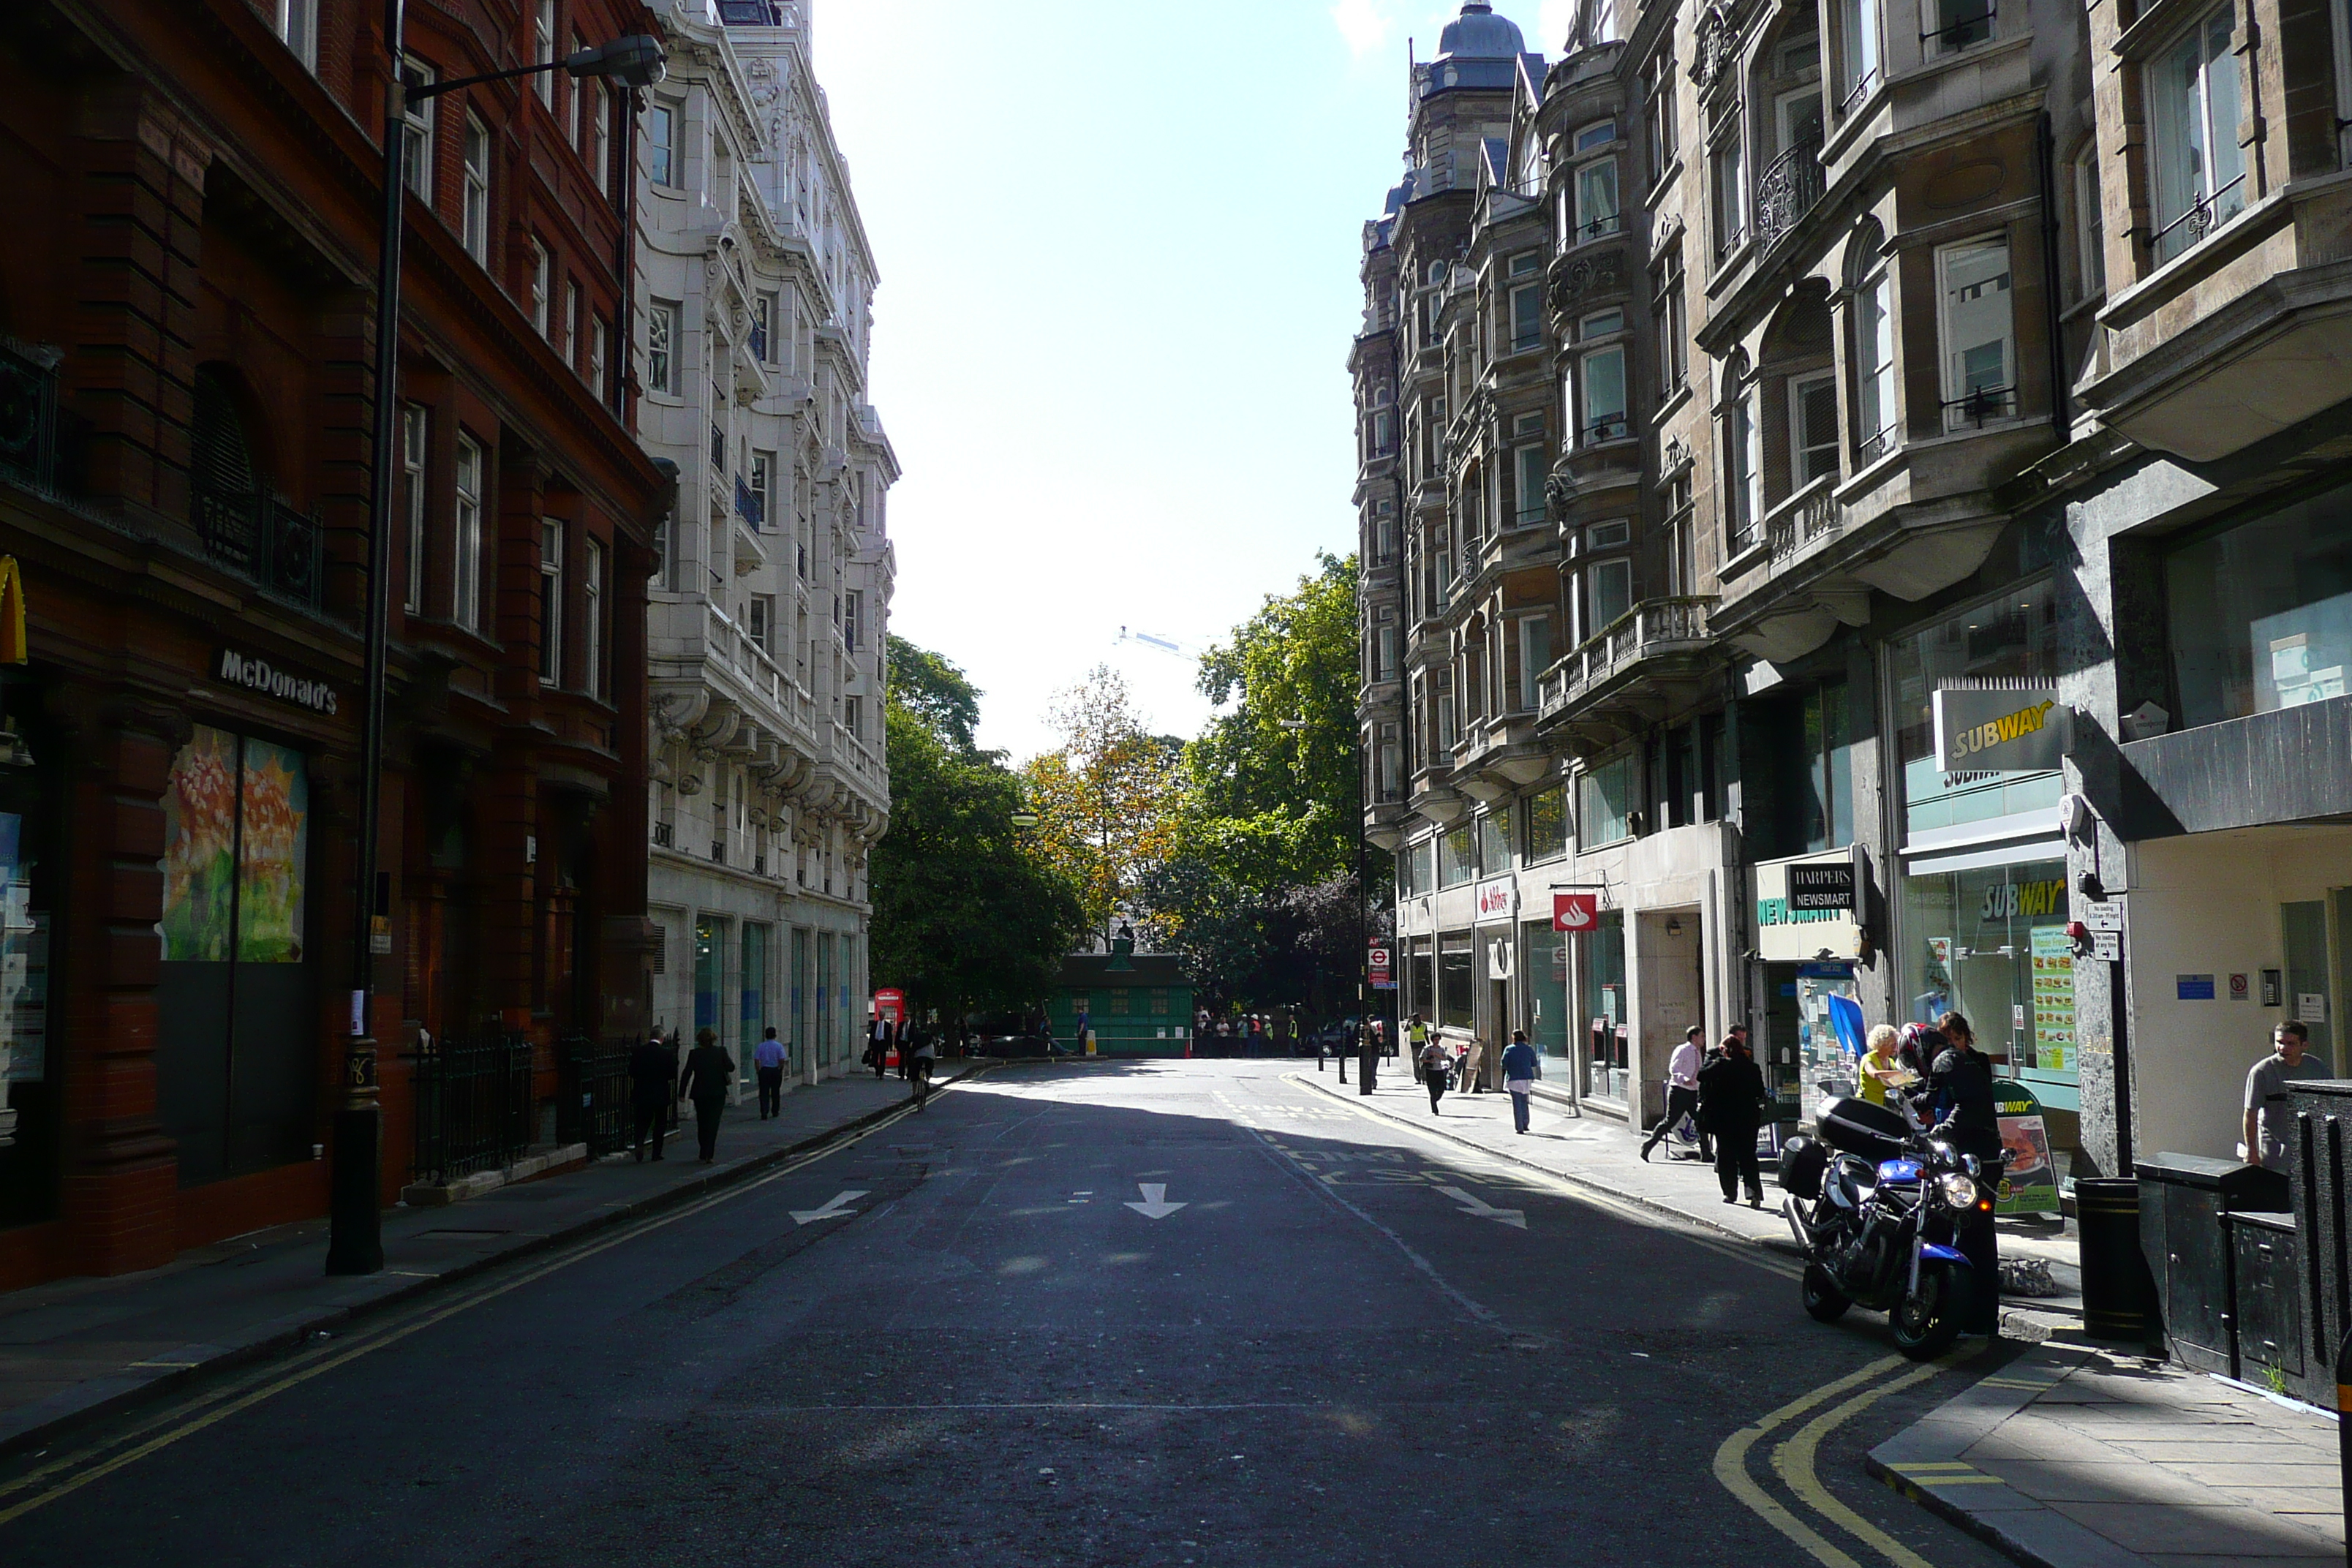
[1779,1092,1994,1360]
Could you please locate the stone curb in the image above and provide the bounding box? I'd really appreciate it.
[0,1063,984,1463]
[1862,1343,2156,1568]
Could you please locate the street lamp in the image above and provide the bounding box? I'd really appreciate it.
[326,9,666,1278]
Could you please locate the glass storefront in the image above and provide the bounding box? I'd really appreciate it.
[1899,858,2075,1108]
[2166,475,2352,727]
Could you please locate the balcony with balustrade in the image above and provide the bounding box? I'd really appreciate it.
[1534,597,1719,757]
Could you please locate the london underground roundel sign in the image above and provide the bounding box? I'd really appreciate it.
[1553,892,1599,932]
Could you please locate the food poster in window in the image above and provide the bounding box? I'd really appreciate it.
[2029,924,2075,1074]
[235,737,308,962]
[161,725,241,962]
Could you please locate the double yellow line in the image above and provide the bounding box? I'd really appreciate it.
[1715,1345,1986,1568]
[0,1075,968,1529]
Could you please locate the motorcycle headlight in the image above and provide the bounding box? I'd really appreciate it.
[1937,1172,1978,1210]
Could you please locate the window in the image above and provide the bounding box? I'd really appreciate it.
[401,57,434,198]
[1652,247,1687,391]
[591,81,611,195]
[2073,143,2106,299]
[1582,347,1628,442]
[647,101,678,188]
[563,279,580,369]
[1580,753,1635,845]
[647,301,679,395]
[1937,237,2014,428]
[275,0,318,69]
[529,241,550,337]
[1575,159,1620,241]
[1518,614,1551,709]
[1791,372,1839,486]
[1589,557,1632,631]
[461,114,491,261]
[1515,441,1548,525]
[1643,50,1678,185]
[401,405,427,614]
[1842,0,1882,110]
[1852,238,1897,455]
[534,1,557,104]
[1714,134,1746,257]
[1509,282,1544,351]
[454,434,483,632]
[2146,9,2246,263]
[1926,0,1993,53]
[584,538,604,698]
[539,521,565,685]
[844,589,864,651]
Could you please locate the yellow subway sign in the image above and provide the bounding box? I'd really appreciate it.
[1932,687,2069,773]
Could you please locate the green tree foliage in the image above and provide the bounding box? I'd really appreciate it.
[869,641,1084,1023]
[1020,666,1183,944]
[1146,552,1394,1016]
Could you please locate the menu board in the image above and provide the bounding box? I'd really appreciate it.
[2029,924,2075,1073]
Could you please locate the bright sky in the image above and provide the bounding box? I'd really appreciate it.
[818,0,1573,761]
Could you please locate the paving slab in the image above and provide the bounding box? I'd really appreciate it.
[0,1063,981,1458]
[1869,1341,2345,1568]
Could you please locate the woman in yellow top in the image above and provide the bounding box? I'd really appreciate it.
[1859,1025,1905,1105]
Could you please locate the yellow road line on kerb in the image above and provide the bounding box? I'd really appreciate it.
[0,1075,971,1529]
[1713,1356,1908,1568]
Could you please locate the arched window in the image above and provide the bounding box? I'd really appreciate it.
[1845,221,1896,461]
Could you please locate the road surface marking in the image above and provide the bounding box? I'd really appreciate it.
[788,1190,869,1225]
[1433,1186,1526,1229]
[1125,1183,1186,1220]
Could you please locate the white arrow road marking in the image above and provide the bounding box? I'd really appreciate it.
[1124,1183,1187,1220]
[790,1189,870,1226]
[1436,1186,1526,1229]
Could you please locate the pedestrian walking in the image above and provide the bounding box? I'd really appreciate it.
[1926,1011,2004,1337]
[1500,1029,1540,1134]
[1697,1030,1768,1206]
[627,1031,676,1161]
[1640,1025,1708,1162]
[678,1027,735,1164]
[753,1025,786,1119]
[1419,1035,1450,1115]
[2242,1019,2325,1171]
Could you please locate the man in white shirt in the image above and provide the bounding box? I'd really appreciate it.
[1640,1025,1708,1163]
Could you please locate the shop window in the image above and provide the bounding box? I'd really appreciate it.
[1439,934,1474,1029]
[2166,480,2352,726]
[1524,785,1569,863]
[1579,752,1635,846]
[1888,579,2062,834]
[155,725,314,1184]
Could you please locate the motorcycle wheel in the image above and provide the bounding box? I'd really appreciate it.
[1801,1263,1851,1323]
[1890,1259,1971,1360]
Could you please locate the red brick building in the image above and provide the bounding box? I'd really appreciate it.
[0,0,666,1288]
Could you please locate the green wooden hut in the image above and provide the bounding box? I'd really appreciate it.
[1047,948,1194,1057]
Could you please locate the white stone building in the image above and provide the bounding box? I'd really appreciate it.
[634,0,895,1086]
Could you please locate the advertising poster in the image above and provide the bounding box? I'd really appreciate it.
[2029,924,2075,1073]
[1993,1082,2060,1215]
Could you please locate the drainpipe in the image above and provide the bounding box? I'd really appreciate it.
[2036,113,2069,439]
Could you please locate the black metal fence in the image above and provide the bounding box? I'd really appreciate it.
[558,1036,636,1158]
[411,1032,535,1184]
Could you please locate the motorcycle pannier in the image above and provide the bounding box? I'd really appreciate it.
[1778,1134,1829,1199]
[1816,1096,1908,1162]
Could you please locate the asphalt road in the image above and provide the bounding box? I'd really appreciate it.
[0,1061,2027,1567]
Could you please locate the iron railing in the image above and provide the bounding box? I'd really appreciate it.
[557,1036,634,1157]
[411,1031,535,1183]
[1753,132,1826,253]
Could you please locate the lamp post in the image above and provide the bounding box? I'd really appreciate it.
[326,8,664,1277]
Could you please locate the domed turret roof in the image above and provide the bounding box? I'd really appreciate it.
[1436,1,1526,60]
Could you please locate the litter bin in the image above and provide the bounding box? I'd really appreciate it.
[2076,1177,2158,1343]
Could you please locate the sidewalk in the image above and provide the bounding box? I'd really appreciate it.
[1869,1341,2343,1567]
[1289,1068,2083,1312]
[0,1063,976,1458]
